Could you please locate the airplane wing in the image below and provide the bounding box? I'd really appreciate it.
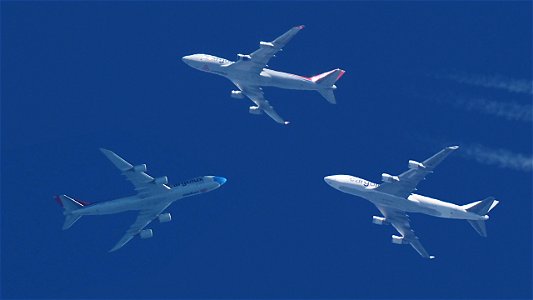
[234,83,289,125]
[376,205,434,259]
[374,146,459,198]
[109,202,171,252]
[228,25,305,74]
[100,148,171,198]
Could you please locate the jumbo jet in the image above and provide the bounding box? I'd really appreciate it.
[182,25,345,125]
[324,146,499,259]
[55,149,227,252]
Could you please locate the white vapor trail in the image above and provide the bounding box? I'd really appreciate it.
[445,73,533,95]
[451,96,532,122]
[462,144,533,172]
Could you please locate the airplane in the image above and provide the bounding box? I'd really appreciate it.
[324,146,499,259]
[182,25,345,125]
[55,149,227,252]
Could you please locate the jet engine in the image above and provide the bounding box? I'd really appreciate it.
[231,90,245,99]
[391,235,408,245]
[372,216,389,225]
[132,164,147,173]
[408,160,426,170]
[153,176,168,185]
[140,229,153,239]
[249,106,263,115]
[381,173,399,183]
[260,41,275,48]
[158,213,172,223]
[237,54,251,61]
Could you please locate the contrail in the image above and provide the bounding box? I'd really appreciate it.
[462,144,533,172]
[444,72,533,95]
[451,96,532,122]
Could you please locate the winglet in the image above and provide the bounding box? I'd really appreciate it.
[429,255,436,259]
[448,145,459,150]
[284,121,290,125]
[296,25,305,30]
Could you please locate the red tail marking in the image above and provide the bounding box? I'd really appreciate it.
[336,70,346,80]
[54,195,63,207]
[310,70,335,83]
[78,200,91,206]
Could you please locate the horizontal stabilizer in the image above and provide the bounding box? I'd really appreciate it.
[318,89,337,104]
[55,195,86,230]
[467,220,488,237]
[63,215,82,230]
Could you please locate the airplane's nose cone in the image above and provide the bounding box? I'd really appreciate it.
[181,55,191,63]
[213,176,227,185]
[324,176,335,185]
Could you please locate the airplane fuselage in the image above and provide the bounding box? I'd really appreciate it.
[182,54,322,91]
[324,175,488,221]
[70,176,223,216]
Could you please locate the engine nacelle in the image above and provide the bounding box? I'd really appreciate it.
[237,53,251,61]
[249,106,263,115]
[231,90,245,99]
[382,173,399,183]
[408,160,426,170]
[140,229,153,239]
[153,176,168,185]
[259,41,275,48]
[132,164,147,173]
[158,213,172,223]
[391,235,408,245]
[372,216,389,225]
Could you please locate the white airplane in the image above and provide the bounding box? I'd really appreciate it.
[182,25,345,125]
[56,149,227,252]
[324,146,499,259]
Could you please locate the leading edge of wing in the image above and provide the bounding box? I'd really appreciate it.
[100,148,133,171]
[108,204,171,252]
[234,83,290,125]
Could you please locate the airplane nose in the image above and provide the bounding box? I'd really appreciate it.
[213,176,227,185]
[324,176,335,185]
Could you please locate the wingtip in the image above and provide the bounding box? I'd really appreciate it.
[284,121,290,125]
[429,255,436,259]
[296,25,305,30]
[337,69,346,80]
[448,145,459,150]
[99,148,111,153]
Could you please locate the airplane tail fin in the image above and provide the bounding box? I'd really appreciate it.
[310,69,345,104]
[55,195,88,230]
[462,197,499,237]
[463,197,499,215]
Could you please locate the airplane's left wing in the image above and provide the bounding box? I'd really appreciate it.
[100,149,171,197]
[234,83,289,125]
[375,146,459,198]
[229,25,305,74]
[109,203,171,252]
[376,205,435,259]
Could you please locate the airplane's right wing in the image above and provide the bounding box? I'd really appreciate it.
[234,83,289,125]
[375,146,459,198]
[100,149,171,197]
[376,205,435,259]
[109,202,171,252]
[228,25,304,74]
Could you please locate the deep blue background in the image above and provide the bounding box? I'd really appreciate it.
[2,2,531,299]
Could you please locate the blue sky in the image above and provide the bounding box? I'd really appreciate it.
[2,1,531,299]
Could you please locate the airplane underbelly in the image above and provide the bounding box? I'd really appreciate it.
[368,192,422,212]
